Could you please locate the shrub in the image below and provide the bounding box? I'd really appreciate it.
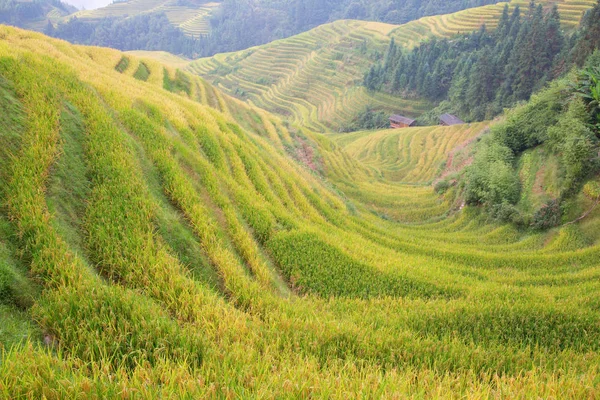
[489,201,523,225]
[531,199,562,230]
[434,180,451,194]
[547,99,597,193]
[465,138,520,206]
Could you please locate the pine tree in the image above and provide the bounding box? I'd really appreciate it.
[392,65,403,92]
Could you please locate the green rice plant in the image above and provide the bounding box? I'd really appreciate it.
[114,56,129,73]
[133,62,150,81]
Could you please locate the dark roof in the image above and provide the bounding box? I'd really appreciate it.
[389,114,415,125]
[439,113,464,125]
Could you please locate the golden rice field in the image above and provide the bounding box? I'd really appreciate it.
[67,0,220,37]
[1,26,600,398]
[187,20,431,133]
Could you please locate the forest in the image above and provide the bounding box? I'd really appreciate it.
[365,1,600,123]
[48,14,203,57]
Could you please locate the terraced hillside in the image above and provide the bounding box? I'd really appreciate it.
[391,0,597,45]
[318,123,489,222]
[68,0,220,37]
[1,26,600,398]
[0,0,76,32]
[187,20,431,133]
[188,0,597,131]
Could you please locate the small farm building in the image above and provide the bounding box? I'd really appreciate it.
[389,115,416,129]
[439,114,464,126]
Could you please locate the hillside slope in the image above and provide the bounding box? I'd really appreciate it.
[188,20,431,133]
[1,27,600,398]
[188,0,597,132]
[391,0,597,45]
[0,0,76,31]
[67,0,220,37]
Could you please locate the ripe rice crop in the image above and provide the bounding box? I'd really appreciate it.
[0,26,599,398]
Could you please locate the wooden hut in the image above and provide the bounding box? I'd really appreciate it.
[389,115,416,129]
[439,114,464,126]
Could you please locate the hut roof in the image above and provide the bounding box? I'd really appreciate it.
[389,114,415,125]
[440,113,464,125]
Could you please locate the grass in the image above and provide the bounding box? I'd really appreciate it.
[0,25,599,398]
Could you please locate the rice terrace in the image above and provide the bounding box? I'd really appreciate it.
[1,0,600,398]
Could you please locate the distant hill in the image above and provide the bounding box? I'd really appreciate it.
[34,0,505,58]
[0,0,76,31]
[188,20,431,133]
[68,0,220,37]
[187,0,598,132]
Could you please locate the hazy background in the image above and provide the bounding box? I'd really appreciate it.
[63,0,113,10]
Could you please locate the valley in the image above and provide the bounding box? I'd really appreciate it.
[0,0,599,397]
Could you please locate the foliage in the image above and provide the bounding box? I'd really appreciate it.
[531,199,562,229]
[573,56,600,131]
[465,71,599,225]
[489,201,523,224]
[568,1,600,66]
[342,107,390,132]
[434,179,451,194]
[49,13,204,58]
[465,136,520,205]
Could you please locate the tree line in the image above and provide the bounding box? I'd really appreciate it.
[365,1,600,123]
[47,14,204,58]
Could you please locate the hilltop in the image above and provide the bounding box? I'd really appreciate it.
[1,23,600,397]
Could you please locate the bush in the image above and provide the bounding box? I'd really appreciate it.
[531,199,562,230]
[547,99,597,193]
[434,180,451,194]
[489,201,523,225]
[465,137,520,206]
